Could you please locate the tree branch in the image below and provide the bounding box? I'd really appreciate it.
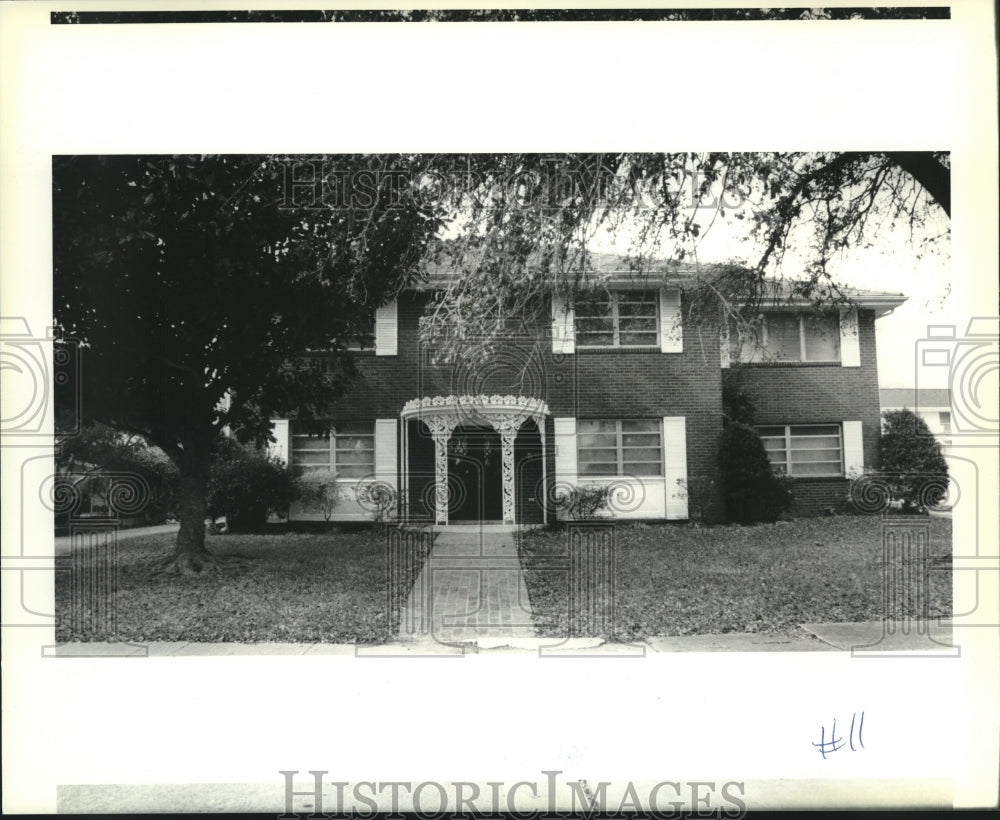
[883,151,950,217]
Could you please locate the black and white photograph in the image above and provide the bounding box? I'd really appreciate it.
[2,3,998,815]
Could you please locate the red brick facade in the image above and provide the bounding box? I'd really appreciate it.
[722,309,882,516]
[282,290,891,523]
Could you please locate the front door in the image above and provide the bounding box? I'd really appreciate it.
[448,425,503,521]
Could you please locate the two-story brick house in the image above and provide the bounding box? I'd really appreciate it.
[267,256,906,524]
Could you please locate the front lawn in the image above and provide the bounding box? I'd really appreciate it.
[517,516,952,639]
[55,528,430,643]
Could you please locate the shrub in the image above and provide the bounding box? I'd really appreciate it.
[205,437,296,532]
[674,475,716,524]
[717,422,793,523]
[878,408,950,512]
[130,450,180,525]
[353,481,398,524]
[293,470,343,520]
[722,381,757,425]
[561,484,612,520]
[54,421,180,530]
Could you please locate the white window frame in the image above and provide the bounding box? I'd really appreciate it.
[757,423,844,477]
[291,421,376,480]
[766,313,841,363]
[577,419,664,477]
[575,290,661,349]
[733,312,842,363]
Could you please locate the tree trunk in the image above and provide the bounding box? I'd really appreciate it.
[171,467,212,568]
[156,453,245,574]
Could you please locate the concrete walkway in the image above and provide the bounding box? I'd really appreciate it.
[398,524,536,645]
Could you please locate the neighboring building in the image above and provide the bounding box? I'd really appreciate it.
[879,388,953,455]
[268,257,906,524]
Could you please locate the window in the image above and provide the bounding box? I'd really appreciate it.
[346,317,376,351]
[575,290,659,348]
[731,312,841,363]
[757,424,843,477]
[577,419,663,476]
[939,411,952,434]
[291,421,375,478]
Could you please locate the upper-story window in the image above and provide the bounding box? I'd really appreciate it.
[575,290,660,348]
[731,312,841,364]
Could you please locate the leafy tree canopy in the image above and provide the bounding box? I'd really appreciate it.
[54,154,444,569]
[55,154,443,454]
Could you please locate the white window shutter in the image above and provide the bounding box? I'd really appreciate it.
[839,308,860,367]
[663,416,688,519]
[720,318,731,368]
[553,417,578,485]
[551,294,575,354]
[659,287,683,353]
[268,419,290,466]
[375,299,398,356]
[842,420,864,476]
[374,418,398,489]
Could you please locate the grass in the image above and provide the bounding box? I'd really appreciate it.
[517,516,953,640]
[55,527,430,644]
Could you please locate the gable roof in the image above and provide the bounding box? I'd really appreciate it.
[880,388,952,408]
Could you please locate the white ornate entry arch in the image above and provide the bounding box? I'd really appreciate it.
[400,395,549,525]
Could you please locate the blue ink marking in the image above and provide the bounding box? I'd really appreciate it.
[849,710,865,751]
[814,712,865,758]
[812,717,845,759]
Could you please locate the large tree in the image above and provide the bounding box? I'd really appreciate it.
[54,154,443,572]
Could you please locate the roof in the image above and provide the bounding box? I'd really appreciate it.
[880,388,952,408]
[414,250,908,315]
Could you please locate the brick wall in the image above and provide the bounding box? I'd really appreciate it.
[722,308,883,513]
[315,291,726,521]
[301,295,884,521]
[787,478,852,516]
[545,310,723,522]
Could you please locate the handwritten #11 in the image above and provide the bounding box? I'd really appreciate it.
[813,711,865,759]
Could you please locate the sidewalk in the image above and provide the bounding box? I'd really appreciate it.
[51,621,955,656]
